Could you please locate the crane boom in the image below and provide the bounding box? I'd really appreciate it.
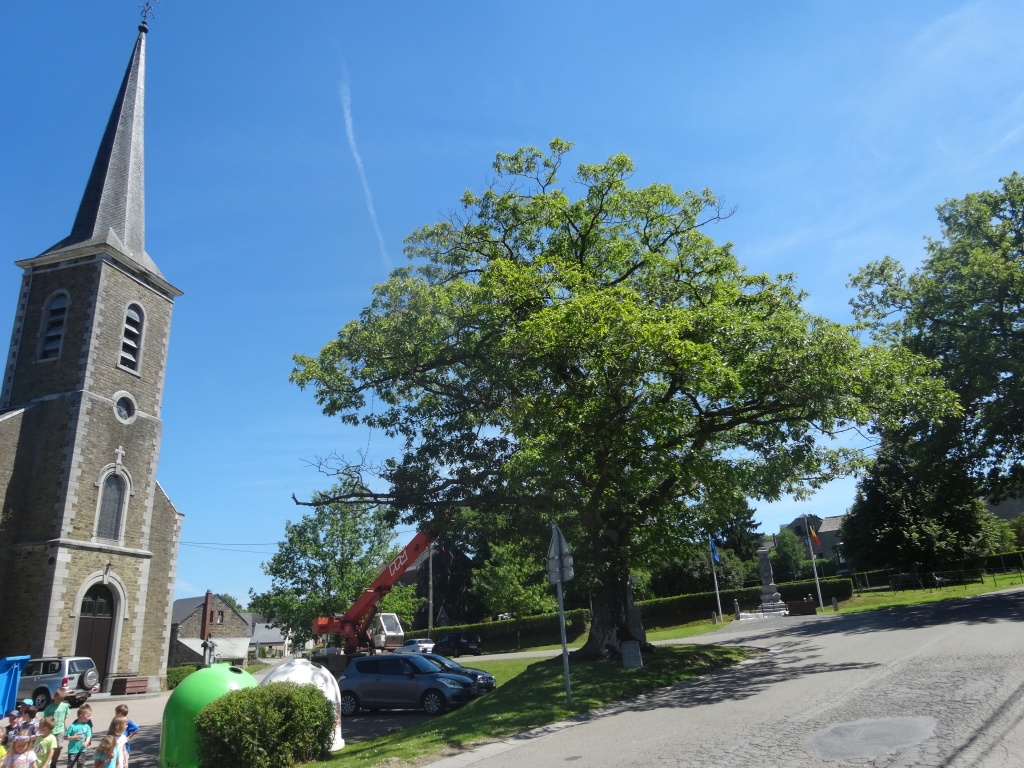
[314,530,435,653]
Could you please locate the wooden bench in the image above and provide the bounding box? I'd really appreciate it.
[111,677,149,695]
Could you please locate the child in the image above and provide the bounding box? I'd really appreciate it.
[103,720,125,768]
[31,719,55,768]
[64,708,92,768]
[41,690,69,768]
[3,712,21,748]
[16,711,36,741]
[90,736,117,768]
[110,709,136,768]
[0,730,37,768]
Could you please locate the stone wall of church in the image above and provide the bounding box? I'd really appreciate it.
[139,483,182,686]
[6,259,101,406]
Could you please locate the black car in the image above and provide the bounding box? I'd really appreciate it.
[433,632,482,657]
[420,654,495,695]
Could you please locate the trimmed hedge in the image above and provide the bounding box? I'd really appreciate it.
[638,587,762,628]
[195,682,335,768]
[984,550,1024,570]
[166,665,197,689]
[777,577,853,603]
[431,608,591,649]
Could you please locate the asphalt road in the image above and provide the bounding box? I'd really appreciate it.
[432,587,1024,768]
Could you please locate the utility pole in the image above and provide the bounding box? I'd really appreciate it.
[427,542,434,638]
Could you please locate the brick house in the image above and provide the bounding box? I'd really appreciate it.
[168,592,250,667]
[0,23,183,692]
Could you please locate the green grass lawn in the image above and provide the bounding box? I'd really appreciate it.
[834,572,1024,613]
[497,615,733,656]
[318,644,749,767]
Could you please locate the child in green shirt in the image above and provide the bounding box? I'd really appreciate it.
[63,708,92,768]
[30,719,55,768]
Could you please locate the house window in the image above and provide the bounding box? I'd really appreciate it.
[39,293,69,360]
[119,304,144,371]
[217,611,224,624]
[96,474,127,540]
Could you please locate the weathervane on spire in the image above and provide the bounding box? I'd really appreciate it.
[139,0,158,32]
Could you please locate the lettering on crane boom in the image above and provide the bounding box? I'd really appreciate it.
[387,549,409,578]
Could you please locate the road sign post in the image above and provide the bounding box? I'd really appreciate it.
[547,524,574,706]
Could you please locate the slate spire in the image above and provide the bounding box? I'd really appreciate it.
[44,24,163,278]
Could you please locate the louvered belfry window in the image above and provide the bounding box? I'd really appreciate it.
[119,304,144,371]
[39,293,69,360]
[97,473,126,540]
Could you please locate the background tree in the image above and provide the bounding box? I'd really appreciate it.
[471,543,555,648]
[851,173,1024,500]
[649,547,745,598]
[249,484,397,646]
[220,594,245,614]
[769,529,806,582]
[379,583,423,629]
[713,501,762,561]
[840,438,1003,570]
[292,141,954,658]
[1011,512,1024,549]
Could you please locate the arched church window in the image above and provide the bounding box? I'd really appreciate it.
[119,304,144,371]
[96,473,127,541]
[38,293,69,361]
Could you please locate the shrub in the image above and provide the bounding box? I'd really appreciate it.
[433,608,590,649]
[166,665,197,689]
[777,577,853,603]
[195,682,335,768]
[638,587,763,627]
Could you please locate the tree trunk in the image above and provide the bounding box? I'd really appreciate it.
[575,539,643,660]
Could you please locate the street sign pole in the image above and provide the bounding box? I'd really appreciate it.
[548,524,574,706]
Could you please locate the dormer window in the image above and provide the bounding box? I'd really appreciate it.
[119,304,144,371]
[39,292,69,361]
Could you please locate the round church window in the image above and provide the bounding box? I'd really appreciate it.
[115,396,135,423]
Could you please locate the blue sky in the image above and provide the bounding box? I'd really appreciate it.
[2,2,1024,600]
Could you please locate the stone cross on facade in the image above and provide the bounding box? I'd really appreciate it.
[114,445,126,469]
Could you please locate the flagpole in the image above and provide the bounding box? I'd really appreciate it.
[804,514,824,610]
[709,535,723,622]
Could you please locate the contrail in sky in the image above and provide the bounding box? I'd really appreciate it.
[339,70,391,271]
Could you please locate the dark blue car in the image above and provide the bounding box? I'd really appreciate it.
[337,653,474,715]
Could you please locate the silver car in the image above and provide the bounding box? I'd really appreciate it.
[17,657,99,708]
[392,638,435,654]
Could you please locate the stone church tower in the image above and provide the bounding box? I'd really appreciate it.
[0,22,183,693]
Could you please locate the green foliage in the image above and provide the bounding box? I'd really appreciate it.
[195,682,335,768]
[714,503,762,562]
[434,609,591,650]
[981,513,1017,554]
[841,438,998,570]
[166,666,196,689]
[248,481,398,646]
[851,173,1024,499]
[379,583,424,628]
[292,140,954,653]
[472,543,555,621]
[777,578,853,603]
[770,529,806,582]
[1012,513,1024,549]
[219,594,244,614]
[650,547,746,598]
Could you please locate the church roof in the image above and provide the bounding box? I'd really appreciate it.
[20,24,177,295]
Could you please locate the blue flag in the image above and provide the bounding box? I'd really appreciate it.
[709,535,720,563]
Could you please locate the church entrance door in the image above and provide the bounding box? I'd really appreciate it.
[75,584,114,684]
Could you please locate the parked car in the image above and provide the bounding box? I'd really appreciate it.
[18,657,99,708]
[336,653,473,716]
[393,638,435,654]
[420,653,495,696]
[432,632,482,658]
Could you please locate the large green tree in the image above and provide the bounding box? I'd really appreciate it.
[249,484,399,646]
[472,542,555,648]
[292,141,953,658]
[851,173,1024,498]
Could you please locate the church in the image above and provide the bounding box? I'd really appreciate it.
[0,21,183,693]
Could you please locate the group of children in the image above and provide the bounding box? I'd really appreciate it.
[0,690,138,768]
